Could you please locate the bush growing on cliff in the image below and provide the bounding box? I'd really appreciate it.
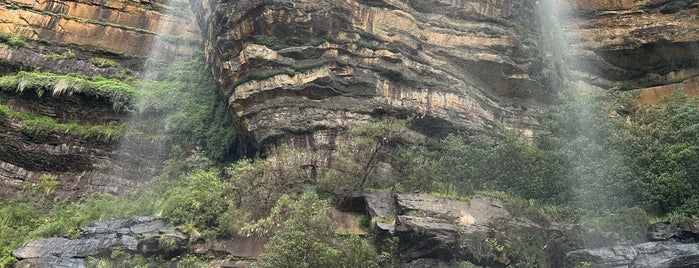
[220,146,316,233]
[251,191,379,268]
[0,32,25,49]
[320,119,407,192]
[624,93,699,216]
[393,130,569,203]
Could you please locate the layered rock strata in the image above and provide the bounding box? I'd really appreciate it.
[189,0,549,151]
[0,0,200,57]
[0,0,200,197]
[567,0,699,101]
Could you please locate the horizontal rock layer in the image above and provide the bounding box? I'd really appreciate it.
[0,0,201,197]
[566,0,699,96]
[190,0,548,150]
[13,216,187,268]
[0,0,200,57]
[363,193,583,267]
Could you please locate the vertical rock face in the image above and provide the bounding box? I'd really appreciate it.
[189,0,549,151]
[1,0,200,57]
[565,0,699,99]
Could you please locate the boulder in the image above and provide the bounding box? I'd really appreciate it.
[565,242,699,268]
[390,194,581,267]
[648,220,699,242]
[13,216,187,266]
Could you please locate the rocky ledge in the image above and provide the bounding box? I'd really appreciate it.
[360,192,585,267]
[12,216,187,268]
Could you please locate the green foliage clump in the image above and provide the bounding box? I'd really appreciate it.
[0,71,135,111]
[133,55,235,161]
[90,57,118,68]
[155,169,232,229]
[0,103,125,142]
[320,119,407,192]
[220,146,313,233]
[45,49,76,60]
[0,32,25,49]
[251,191,379,268]
[625,94,699,217]
[397,131,568,202]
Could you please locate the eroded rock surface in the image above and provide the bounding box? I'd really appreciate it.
[366,193,582,267]
[12,216,187,268]
[0,0,200,57]
[566,0,699,99]
[566,242,699,268]
[189,0,548,151]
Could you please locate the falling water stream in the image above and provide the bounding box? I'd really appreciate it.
[108,0,200,188]
[537,0,634,245]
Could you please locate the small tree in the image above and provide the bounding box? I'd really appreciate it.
[322,119,407,191]
[251,191,379,268]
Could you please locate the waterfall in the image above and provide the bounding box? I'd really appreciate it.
[536,0,633,235]
[108,0,202,189]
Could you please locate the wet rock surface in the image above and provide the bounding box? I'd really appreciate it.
[12,216,187,268]
[564,220,699,267]
[366,193,582,267]
[566,242,699,268]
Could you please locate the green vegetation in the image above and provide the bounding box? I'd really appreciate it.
[0,71,135,111]
[0,53,237,265]
[45,49,76,60]
[250,191,379,268]
[90,57,118,68]
[133,55,236,161]
[0,103,125,141]
[316,89,699,241]
[0,32,26,49]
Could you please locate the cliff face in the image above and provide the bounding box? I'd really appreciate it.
[1,0,199,57]
[189,0,548,151]
[0,0,200,198]
[567,0,699,100]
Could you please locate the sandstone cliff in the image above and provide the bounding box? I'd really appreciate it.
[567,0,699,101]
[0,0,200,198]
[189,0,549,153]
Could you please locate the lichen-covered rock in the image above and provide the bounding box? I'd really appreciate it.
[12,216,187,267]
[189,0,548,151]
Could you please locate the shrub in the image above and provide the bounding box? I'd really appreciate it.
[155,170,232,229]
[91,57,118,68]
[320,119,407,192]
[251,191,379,268]
[0,32,25,49]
